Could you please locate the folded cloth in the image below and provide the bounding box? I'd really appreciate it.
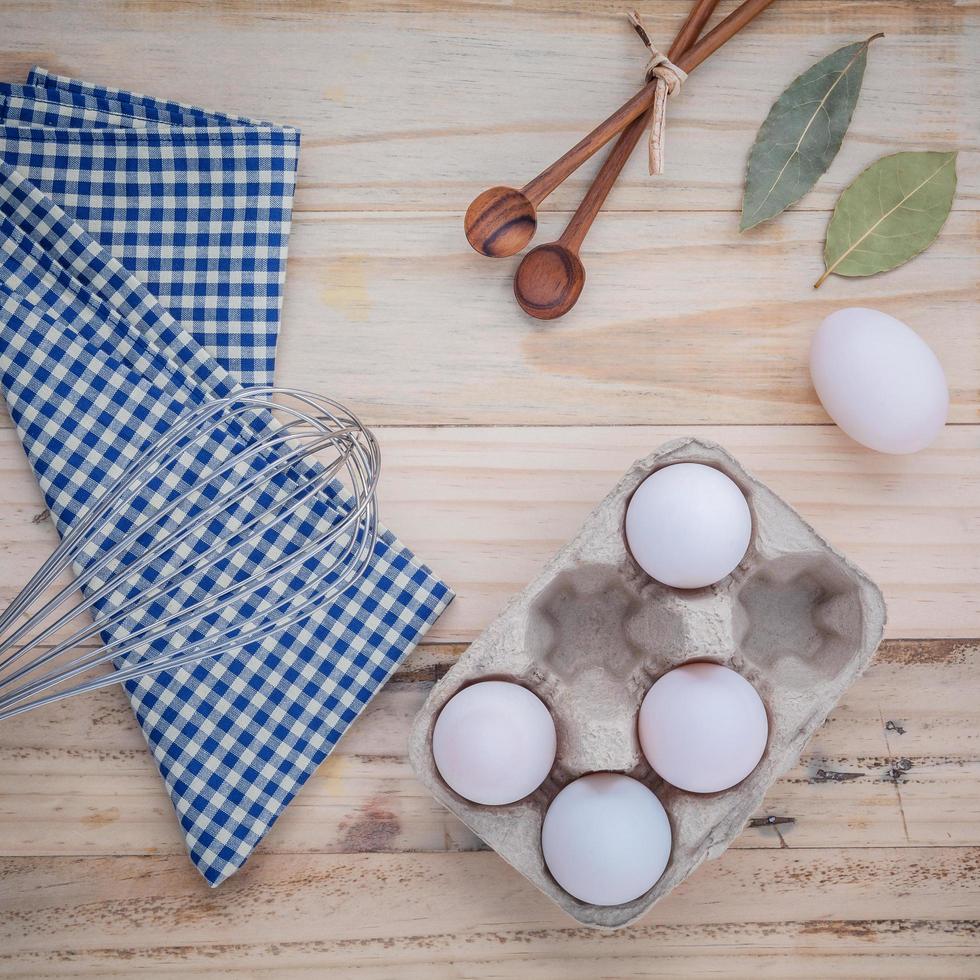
[0,72,452,885]
[0,68,298,385]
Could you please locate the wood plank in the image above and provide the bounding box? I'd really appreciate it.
[0,200,967,425]
[0,3,976,975]
[0,849,977,977]
[1,2,976,215]
[1,211,973,428]
[0,640,975,858]
[4,945,977,980]
[0,208,971,427]
[274,211,979,426]
[2,425,977,639]
[380,424,980,640]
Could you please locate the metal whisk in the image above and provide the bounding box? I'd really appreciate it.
[0,387,380,721]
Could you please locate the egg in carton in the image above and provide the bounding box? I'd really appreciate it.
[409,437,886,929]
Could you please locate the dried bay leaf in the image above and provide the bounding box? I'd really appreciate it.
[740,35,882,232]
[815,150,958,288]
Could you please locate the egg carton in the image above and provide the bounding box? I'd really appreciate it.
[409,438,886,929]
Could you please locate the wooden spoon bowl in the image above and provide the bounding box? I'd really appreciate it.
[464,186,537,257]
[513,243,585,319]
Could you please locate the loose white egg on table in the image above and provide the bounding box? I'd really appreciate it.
[639,662,768,794]
[625,463,752,589]
[541,773,672,906]
[431,680,556,806]
[810,307,949,454]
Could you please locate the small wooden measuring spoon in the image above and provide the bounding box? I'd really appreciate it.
[465,0,776,259]
[515,0,720,319]
[513,111,647,318]
[463,80,663,258]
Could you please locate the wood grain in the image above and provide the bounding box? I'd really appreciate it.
[0,1,977,976]
[0,640,976,859]
[1,848,977,977]
[2,213,964,426]
[466,0,776,260]
[369,424,980,642]
[1,1,975,215]
[274,211,975,425]
[2,425,977,640]
[0,211,969,428]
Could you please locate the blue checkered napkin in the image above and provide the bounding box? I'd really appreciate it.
[0,69,299,386]
[28,66,267,126]
[27,66,271,127]
[0,76,257,130]
[0,89,452,883]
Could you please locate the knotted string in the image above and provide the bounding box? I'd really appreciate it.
[627,9,687,175]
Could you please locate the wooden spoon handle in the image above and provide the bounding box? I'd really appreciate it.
[559,109,650,254]
[519,0,775,208]
[669,0,723,60]
[520,78,659,207]
[559,0,722,255]
[678,0,776,73]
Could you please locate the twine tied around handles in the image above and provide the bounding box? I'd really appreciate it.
[627,9,687,175]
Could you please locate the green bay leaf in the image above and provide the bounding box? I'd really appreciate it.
[816,150,958,287]
[740,36,881,232]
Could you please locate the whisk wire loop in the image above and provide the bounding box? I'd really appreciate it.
[0,387,380,721]
[0,427,351,677]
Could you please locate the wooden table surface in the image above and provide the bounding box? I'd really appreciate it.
[1,1,978,976]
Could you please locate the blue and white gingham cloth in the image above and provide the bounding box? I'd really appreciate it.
[0,71,452,885]
[0,67,297,385]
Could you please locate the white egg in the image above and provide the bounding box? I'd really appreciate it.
[625,463,752,589]
[432,681,556,806]
[639,663,768,794]
[810,307,949,454]
[541,773,671,906]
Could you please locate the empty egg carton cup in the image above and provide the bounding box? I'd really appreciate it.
[409,438,886,928]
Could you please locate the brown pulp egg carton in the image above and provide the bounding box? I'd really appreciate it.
[409,438,886,929]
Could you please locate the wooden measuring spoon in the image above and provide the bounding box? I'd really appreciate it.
[466,0,776,259]
[513,112,646,318]
[514,8,720,318]
[515,0,721,318]
[464,80,663,258]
